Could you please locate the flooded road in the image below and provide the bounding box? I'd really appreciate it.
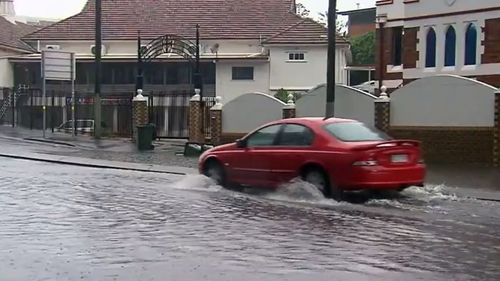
[0,158,499,281]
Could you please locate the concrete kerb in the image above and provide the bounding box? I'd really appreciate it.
[0,152,197,176]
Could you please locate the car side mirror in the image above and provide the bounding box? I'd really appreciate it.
[236,139,247,148]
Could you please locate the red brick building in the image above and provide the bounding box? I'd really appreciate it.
[375,0,500,92]
[339,7,376,38]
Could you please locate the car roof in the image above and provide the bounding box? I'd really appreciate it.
[275,117,357,125]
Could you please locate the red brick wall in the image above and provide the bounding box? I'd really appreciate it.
[349,23,376,37]
[375,27,404,81]
[476,75,500,88]
[390,127,494,164]
[481,18,500,64]
[403,27,419,69]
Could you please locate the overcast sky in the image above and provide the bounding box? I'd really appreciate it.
[14,0,375,19]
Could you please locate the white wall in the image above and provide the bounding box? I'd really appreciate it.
[0,58,14,87]
[222,92,285,133]
[33,39,264,57]
[295,84,376,127]
[390,75,496,127]
[269,45,347,91]
[404,0,499,19]
[405,10,500,79]
[216,60,270,103]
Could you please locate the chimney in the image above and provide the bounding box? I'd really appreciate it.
[0,0,15,17]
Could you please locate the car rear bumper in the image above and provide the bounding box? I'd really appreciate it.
[337,164,426,191]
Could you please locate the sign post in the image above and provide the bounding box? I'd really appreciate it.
[41,50,76,137]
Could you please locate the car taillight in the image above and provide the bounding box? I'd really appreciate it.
[353,160,378,166]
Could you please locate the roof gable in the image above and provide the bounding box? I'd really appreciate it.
[263,18,347,45]
[0,17,39,52]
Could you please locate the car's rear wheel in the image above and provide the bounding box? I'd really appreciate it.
[303,168,343,201]
[204,159,226,186]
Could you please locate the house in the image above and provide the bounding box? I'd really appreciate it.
[339,7,377,88]
[0,0,40,88]
[375,0,500,92]
[6,0,349,103]
[339,7,376,38]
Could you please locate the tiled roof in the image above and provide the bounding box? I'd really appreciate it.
[0,17,39,52]
[263,18,348,45]
[24,0,330,44]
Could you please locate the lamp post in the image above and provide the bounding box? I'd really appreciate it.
[376,14,388,95]
[94,0,102,139]
[193,25,204,140]
[325,0,337,118]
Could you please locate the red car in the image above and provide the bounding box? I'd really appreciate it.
[199,118,426,200]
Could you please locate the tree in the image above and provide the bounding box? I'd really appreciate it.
[350,31,375,65]
[295,3,310,17]
[274,88,301,103]
[317,11,347,36]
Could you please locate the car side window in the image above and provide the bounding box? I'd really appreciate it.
[278,124,314,146]
[246,125,282,147]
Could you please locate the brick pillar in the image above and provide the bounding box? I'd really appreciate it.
[493,89,500,167]
[374,87,390,133]
[282,93,296,119]
[189,93,203,143]
[132,90,148,142]
[210,96,223,146]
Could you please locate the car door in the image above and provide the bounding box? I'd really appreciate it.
[230,124,283,187]
[267,124,316,186]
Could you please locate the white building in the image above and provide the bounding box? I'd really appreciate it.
[376,0,500,91]
[7,0,348,102]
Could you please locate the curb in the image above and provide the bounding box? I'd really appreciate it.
[0,153,195,176]
[23,138,76,147]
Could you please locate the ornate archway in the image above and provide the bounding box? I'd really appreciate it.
[136,25,201,95]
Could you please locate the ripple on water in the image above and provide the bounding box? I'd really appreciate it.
[0,159,499,281]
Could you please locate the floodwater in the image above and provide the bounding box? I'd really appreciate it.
[0,158,499,281]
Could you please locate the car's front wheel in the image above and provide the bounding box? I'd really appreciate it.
[203,159,226,186]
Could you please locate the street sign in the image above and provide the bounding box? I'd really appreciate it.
[41,50,76,138]
[42,50,75,81]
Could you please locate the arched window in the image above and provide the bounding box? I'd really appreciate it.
[425,27,437,67]
[464,23,477,65]
[444,26,456,66]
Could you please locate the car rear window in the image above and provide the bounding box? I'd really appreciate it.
[324,122,388,142]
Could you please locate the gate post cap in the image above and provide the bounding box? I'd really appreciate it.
[211,96,223,110]
[133,89,147,101]
[378,85,390,101]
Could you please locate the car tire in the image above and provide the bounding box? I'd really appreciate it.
[204,159,226,186]
[303,168,343,201]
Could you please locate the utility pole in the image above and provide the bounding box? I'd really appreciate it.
[94,0,102,138]
[325,0,337,118]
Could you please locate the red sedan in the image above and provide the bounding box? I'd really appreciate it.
[199,118,426,200]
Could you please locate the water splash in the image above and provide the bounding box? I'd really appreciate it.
[263,179,341,207]
[172,174,223,192]
[401,184,460,202]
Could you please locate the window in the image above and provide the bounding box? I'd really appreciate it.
[232,67,254,80]
[425,27,437,68]
[324,122,388,142]
[444,26,456,67]
[288,52,305,61]
[464,23,477,66]
[113,63,136,84]
[278,124,314,146]
[145,64,165,85]
[246,125,282,147]
[392,27,403,66]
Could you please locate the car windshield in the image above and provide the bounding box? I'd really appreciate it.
[324,122,388,142]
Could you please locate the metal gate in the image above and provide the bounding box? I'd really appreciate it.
[148,90,191,139]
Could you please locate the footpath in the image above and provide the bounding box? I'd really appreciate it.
[0,125,499,202]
